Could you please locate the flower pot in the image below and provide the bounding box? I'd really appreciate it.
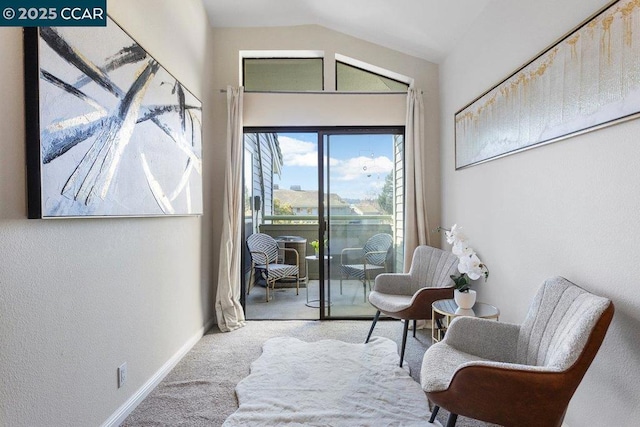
[454,307,476,316]
[454,289,477,309]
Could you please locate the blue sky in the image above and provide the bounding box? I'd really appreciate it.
[276,132,396,200]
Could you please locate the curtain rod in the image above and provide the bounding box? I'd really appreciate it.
[218,89,421,95]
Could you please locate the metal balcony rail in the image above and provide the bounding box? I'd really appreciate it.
[262,214,393,223]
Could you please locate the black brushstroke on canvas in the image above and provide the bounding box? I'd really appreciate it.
[73,44,147,90]
[137,104,200,124]
[173,82,186,132]
[163,80,187,133]
[38,38,151,164]
[39,27,124,98]
[42,121,105,164]
[41,69,92,103]
[39,69,106,163]
[187,109,197,147]
[118,60,160,118]
[39,29,199,170]
[42,104,201,164]
[61,60,161,205]
[105,45,147,72]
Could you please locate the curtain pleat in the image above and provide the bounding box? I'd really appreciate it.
[403,88,430,271]
[215,86,247,332]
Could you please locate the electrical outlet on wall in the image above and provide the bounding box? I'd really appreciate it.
[118,362,127,388]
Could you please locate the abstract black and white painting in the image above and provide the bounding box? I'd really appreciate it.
[24,17,203,218]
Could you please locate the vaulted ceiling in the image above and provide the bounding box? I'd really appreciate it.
[201,0,493,63]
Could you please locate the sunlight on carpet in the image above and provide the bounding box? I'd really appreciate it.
[223,336,441,426]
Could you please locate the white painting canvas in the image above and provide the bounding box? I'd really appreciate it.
[455,0,640,169]
[25,17,203,217]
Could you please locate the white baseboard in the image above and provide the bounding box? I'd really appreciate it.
[101,318,215,427]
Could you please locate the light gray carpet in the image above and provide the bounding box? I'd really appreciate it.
[122,320,496,427]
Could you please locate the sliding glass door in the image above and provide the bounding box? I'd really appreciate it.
[321,130,404,318]
[243,127,404,320]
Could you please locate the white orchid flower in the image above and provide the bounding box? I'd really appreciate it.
[452,240,474,257]
[440,224,490,287]
[445,224,467,245]
[458,253,485,280]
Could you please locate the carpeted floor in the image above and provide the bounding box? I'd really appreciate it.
[122,320,497,427]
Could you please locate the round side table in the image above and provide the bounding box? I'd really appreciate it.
[431,299,499,343]
[305,255,332,308]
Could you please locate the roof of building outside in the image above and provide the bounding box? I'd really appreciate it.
[274,189,349,209]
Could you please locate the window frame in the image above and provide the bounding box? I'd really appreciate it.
[334,54,413,92]
[334,61,410,92]
[241,51,325,92]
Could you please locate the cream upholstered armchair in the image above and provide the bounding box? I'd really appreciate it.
[365,245,459,367]
[421,276,614,427]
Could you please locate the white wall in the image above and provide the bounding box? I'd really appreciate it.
[209,25,442,253]
[0,1,215,425]
[440,0,640,425]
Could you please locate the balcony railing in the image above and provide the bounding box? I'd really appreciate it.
[262,214,393,224]
[257,216,397,280]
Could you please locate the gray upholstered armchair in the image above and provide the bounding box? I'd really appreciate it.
[421,276,614,427]
[365,245,459,367]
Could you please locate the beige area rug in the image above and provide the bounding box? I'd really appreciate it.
[223,336,440,426]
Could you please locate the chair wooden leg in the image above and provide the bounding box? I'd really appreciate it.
[365,310,381,343]
[295,274,299,295]
[428,405,439,423]
[247,268,254,295]
[445,413,458,427]
[413,319,417,337]
[400,318,409,367]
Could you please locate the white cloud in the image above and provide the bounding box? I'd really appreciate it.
[331,156,393,181]
[276,135,393,199]
[331,174,388,200]
[278,136,317,166]
[278,135,339,167]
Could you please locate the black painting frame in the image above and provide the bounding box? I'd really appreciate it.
[24,16,203,218]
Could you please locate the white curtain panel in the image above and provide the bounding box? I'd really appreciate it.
[403,88,431,271]
[215,86,247,332]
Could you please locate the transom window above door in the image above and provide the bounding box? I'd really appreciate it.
[243,57,324,92]
[241,51,412,93]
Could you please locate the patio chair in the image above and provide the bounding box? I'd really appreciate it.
[247,233,300,302]
[421,276,614,427]
[340,233,393,302]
